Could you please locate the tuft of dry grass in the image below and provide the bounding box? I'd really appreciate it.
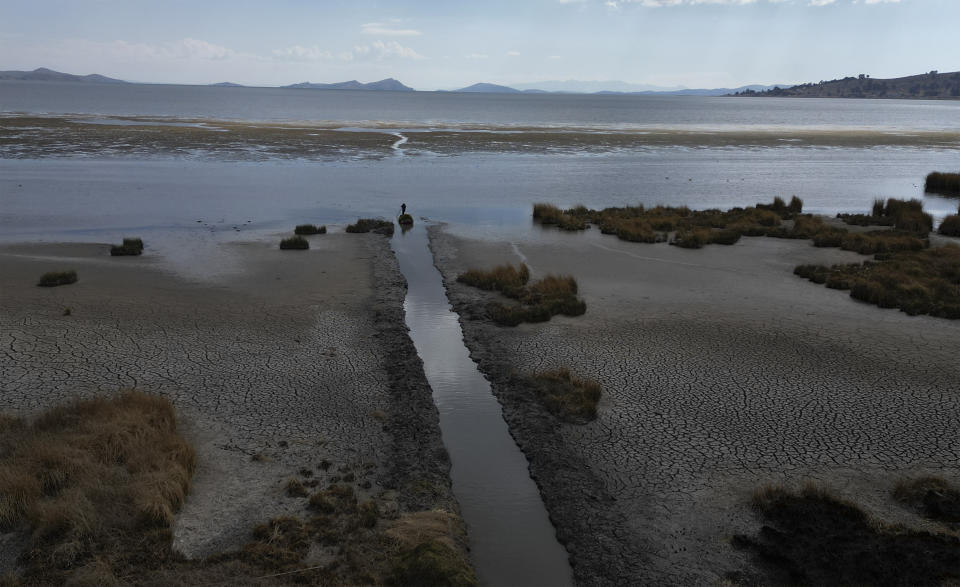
[279,235,309,250]
[939,214,960,237]
[346,218,395,236]
[110,237,144,257]
[294,224,326,235]
[925,171,960,196]
[794,244,960,318]
[529,368,602,423]
[481,273,587,326]
[0,392,195,584]
[37,270,77,287]
[456,263,530,297]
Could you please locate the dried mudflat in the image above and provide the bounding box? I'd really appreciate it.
[430,226,960,585]
[0,233,454,562]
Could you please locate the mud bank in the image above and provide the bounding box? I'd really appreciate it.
[429,224,960,585]
[0,233,461,564]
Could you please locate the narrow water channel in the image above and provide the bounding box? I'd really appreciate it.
[391,223,574,587]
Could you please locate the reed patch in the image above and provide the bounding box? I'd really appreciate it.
[294,224,326,235]
[529,368,602,423]
[279,235,309,250]
[110,237,144,256]
[794,244,960,318]
[346,218,395,236]
[37,270,77,287]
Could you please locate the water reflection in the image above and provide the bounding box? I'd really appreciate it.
[392,223,573,587]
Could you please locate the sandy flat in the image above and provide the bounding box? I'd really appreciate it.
[431,225,960,585]
[0,233,453,559]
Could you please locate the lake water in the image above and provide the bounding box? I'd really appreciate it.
[2,81,959,264]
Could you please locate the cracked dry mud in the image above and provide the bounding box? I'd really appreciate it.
[0,233,455,560]
[430,225,960,585]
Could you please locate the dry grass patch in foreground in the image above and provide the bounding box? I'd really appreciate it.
[529,368,602,423]
[794,244,960,318]
[732,483,960,586]
[0,392,196,584]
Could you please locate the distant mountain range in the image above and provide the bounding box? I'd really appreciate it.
[0,67,126,84]
[733,70,960,100]
[452,81,780,96]
[283,78,414,92]
[210,81,244,88]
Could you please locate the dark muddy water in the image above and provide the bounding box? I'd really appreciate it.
[391,222,573,587]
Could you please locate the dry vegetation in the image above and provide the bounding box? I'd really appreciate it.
[925,171,960,196]
[294,224,326,235]
[0,392,196,585]
[794,244,960,318]
[732,483,960,586]
[279,235,309,250]
[36,270,77,287]
[529,368,602,423]
[346,218,395,236]
[0,394,477,586]
[398,214,414,226]
[109,237,144,257]
[457,263,587,326]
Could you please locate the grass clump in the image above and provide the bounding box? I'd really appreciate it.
[294,224,326,235]
[110,237,144,256]
[939,214,960,237]
[894,476,960,525]
[838,230,927,255]
[458,264,586,326]
[37,270,77,287]
[457,263,529,297]
[346,218,395,236]
[385,511,477,587]
[794,245,960,318]
[925,171,960,196]
[733,483,960,587]
[529,368,602,423]
[398,213,414,226]
[0,392,196,584]
[532,203,563,224]
[279,235,309,250]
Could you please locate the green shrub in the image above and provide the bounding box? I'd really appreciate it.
[925,171,960,196]
[37,270,77,287]
[294,224,325,235]
[110,237,144,256]
[279,236,309,250]
[346,218,395,235]
[787,196,804,215]
[939,215,960,237]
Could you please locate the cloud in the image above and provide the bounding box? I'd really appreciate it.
[361,21,421,36]
[466,53,489,59]
[506,51,521,56]
[808,0,835,5]
[274,40,424,62]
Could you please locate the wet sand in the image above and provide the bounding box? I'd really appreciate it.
[3,114,960,161]
[430,225,960,585]
[0,233,457,558]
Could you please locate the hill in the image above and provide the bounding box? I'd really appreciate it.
[283,78,414,91]
[455,83,522,93]
[733,70,960,99]
[210,82,244,87]
[0,67,126,83]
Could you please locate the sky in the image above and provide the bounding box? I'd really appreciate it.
[0,0,956,90]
